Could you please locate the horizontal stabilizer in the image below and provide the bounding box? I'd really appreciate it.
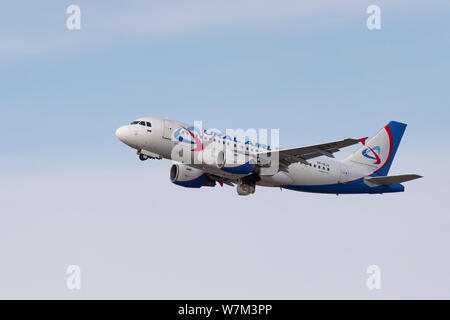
[364,174,423,186]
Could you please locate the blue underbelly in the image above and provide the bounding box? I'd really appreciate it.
[282,179,404,194]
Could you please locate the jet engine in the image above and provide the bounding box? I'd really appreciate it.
[172,144,258,176]
[198,149,225,168]
[170,164,216,188]
[201,149,257,175]
[171,146,225,169]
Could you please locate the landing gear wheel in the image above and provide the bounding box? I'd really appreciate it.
[139,154,148,161]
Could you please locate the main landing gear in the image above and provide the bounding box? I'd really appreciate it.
[139,154,148,161]
[236,173,261,196]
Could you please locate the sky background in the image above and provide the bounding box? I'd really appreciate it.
[0,0,449,299]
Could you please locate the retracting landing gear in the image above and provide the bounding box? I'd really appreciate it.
[137,149,162,161]
[236,173,261,196]
[237,183,256,196]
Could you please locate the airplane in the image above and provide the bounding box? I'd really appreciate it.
[115,118,422,196]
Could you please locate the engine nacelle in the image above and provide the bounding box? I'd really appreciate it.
[172,142,258,176]
[170,164,216,188]
[200,149,256,175]
[198,149,225,168]
[172,143,257,176]
[171,146,225,169]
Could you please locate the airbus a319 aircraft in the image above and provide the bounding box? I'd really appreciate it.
[115,118,421,196]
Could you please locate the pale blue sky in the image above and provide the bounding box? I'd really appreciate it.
[1,1,449,298]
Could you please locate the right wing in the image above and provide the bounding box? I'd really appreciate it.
[257,138,361,170]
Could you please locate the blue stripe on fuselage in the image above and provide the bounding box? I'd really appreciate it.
[281,179,404,194]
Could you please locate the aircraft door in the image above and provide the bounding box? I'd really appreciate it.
[339,164,349,183]
[163,120,173,140]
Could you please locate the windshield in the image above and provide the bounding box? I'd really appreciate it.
[130,120,150,126]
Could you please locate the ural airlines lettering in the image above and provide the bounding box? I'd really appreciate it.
[172,126,273,152]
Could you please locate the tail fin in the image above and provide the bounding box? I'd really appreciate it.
[343,121,407,176]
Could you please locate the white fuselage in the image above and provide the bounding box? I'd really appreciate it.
[116,117,366,186]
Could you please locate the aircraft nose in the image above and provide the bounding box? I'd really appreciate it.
[115,126,129,142]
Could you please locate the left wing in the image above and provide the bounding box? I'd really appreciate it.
[257,138,361,169]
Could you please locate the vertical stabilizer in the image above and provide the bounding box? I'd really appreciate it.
[343,121,407,176]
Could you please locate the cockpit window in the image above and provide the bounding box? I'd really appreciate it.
[130,121,139,125]
[146,122,152,127]
[139,121,146,126]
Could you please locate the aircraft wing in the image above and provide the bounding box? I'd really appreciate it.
[258,138,361,169]
[364,174,423,186]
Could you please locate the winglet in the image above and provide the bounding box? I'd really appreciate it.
[358,137,368,145]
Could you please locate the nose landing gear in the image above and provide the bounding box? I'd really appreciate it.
[139,154,148,161]
[137,149,162,161]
